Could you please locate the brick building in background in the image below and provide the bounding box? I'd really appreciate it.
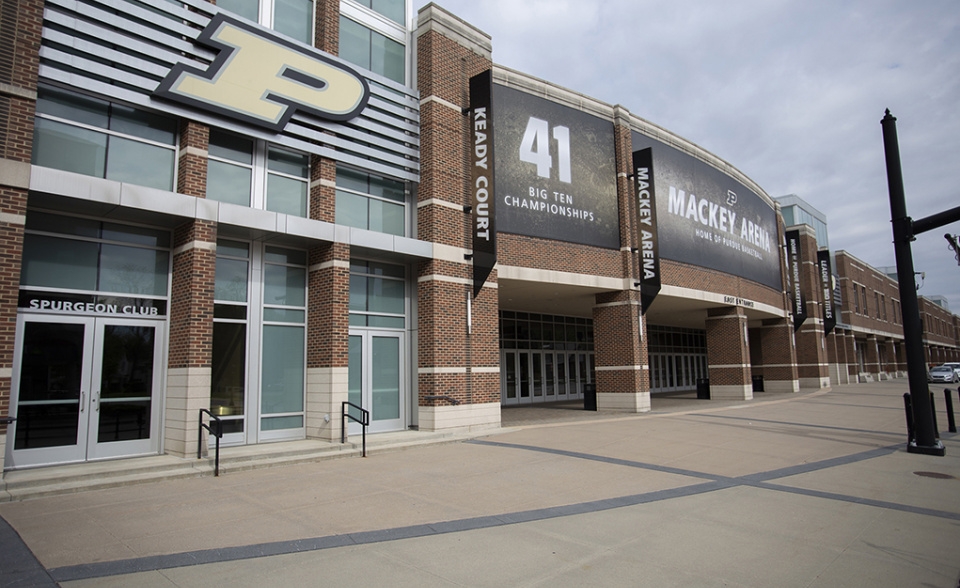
[0,0,956,475]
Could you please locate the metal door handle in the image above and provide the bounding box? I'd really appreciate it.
[80,391,85,413]
[94,390,100,412]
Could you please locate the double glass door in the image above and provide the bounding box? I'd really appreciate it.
[501,350,593,405]
[8,314,162,468]
[347,330,404,434]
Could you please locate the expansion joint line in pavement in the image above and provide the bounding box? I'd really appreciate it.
[38,437,960,584]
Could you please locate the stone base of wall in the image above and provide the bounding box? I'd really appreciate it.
[710,385,753,401]
[799,376,831,390]
[306,367,348,442]
[763,379,800,393]
[419,402,500,432]
[165,367,212,458]
[0,432,5,473]
[597,391,651,412]
[858,372,875,383]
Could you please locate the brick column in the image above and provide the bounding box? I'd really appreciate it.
[593,291,648,411]
[882,339,897,379]
[305,241,350,441]
[0,0,42,470]
[754,318,799,393]
[414,6,500,431]
[791,227,829,389]
[166,121,215,458]
[825,330,845,385]
[705,307,752,400]
[864,335,881,381]
[844,331,859,382]
[895,341,907,376]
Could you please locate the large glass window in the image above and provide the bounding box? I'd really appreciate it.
[21,212,170,297]
[348,0,404,25]
[349,260,405,328]
[217,0,314,45]
[335,166,406,236]
[32,87,177,191]
[213,240,250,436]
[339,16,405,84]
[207,130,310,217]
[260,247,306,433]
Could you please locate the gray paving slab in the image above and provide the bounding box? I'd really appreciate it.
[1,379,959,587]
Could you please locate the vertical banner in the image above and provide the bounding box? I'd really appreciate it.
[786,230,807,331]
[632,148,660,312]
[817,250,836,335]
[469,70,496,298]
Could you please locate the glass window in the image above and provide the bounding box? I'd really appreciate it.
[261,325,305,414]
[266,147,309,217]
[32,88,177,191]
[339,16,405,84]
[336,167,406,236]
[20,219,171,296]
[349,260,405,328]
[274,0,313,44]
[208,130,254,207]
[217,0,313,45]
[350,0,404,25]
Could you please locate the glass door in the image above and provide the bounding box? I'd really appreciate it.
[9,315,94,467]
[88,318,162,460]
[8,315,162,468]
[348,330,404,434]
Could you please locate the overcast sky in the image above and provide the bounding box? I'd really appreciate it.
[417,0,960,313]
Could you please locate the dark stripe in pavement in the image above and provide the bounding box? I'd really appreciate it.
[39,440,959,583]
[0,515,58,587]
[689,412,905,437]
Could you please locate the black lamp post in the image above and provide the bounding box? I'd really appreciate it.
[881,109,960,455]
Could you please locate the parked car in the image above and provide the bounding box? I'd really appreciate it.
[929,365,959,384]
[942,362,960,379]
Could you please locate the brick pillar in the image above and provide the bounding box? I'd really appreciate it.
[864,335,881,381]
[882,339,897,379]
[593,291,648,411]
[754,318,799,393]
[844,331,858,382]
[0,0,42,470]
[791,227,829,389]
[705,307,752,400]
[414,6,500,431]
[166,121,215,458]
[305,242,350,441]
[825,330,843,385]
[896,341,907,376]
[314,0,339,53]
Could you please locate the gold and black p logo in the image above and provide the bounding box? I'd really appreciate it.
[155,13,370,131]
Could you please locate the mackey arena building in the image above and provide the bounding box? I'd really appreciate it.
[0,0,957,474]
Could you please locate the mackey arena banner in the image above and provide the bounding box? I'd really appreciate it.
[492,84,620,250]
[632,132,782,291]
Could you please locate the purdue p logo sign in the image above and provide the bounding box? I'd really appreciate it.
[155,14,370,131]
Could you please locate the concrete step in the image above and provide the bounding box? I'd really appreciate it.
[0,428,495,502]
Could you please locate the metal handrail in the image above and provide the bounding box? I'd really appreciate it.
[424,394,461,405]
[342,401,369,457]
[198,409,223,477]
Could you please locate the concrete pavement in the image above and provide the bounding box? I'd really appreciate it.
[2,379,959,587]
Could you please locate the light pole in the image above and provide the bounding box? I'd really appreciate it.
[881,109,960,455]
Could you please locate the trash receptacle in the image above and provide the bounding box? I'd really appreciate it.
[696,378,710,400]
[752,375,764,392]
[583,383,597,411]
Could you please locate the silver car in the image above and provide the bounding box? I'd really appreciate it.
[942,362,960,379]
[929,366,959,384]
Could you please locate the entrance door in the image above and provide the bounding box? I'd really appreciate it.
[348,330,404,434]
[8,315,162,468]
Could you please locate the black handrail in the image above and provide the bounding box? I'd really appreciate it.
[424,394,461,405]
[0,417,15,425]
[342,401,369,457]
[198,409,223,477]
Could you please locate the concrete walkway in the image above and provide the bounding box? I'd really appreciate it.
[2,379,959,587]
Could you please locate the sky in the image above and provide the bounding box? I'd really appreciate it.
[416,0,960,312]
